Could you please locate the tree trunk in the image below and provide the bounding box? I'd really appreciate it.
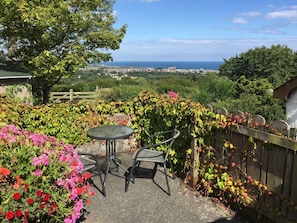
[7,36,17,61]
[42,84,50,104]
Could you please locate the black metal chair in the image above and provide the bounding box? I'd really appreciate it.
[125,129,180,195]
[78,152,106,197]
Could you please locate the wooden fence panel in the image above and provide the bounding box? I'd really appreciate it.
[50,87,112,103]
[192,124,297,223]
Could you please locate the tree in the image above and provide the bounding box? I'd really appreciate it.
[193,73,235,105]
[219,76,285,122]
[219,45,297,88]
[0,0,127,103]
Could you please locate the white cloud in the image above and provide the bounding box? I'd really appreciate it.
[232,17,248,24]
[266,9,297,19]
[238,11,262,17]
[231,11,261,24]
[111,37,297,61]
[254,28,284,35]
[162,38,220,45]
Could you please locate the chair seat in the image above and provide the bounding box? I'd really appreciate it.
[133,149,164,163]
[125,129,180,195]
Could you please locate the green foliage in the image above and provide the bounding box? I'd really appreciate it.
[54,69,235,105]
[193,73,235,104]
[219,44,297,88]
[0,95,26,128]
[218,76,285,122]
[0,90,290,213]
[0,91,219,176]
[0,0,127,103]
[52,67,286,121]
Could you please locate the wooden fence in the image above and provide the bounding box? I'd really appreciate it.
[50,86,112,103]
[190,109,297,223]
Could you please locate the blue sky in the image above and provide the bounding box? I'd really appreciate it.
[111,0,297,61]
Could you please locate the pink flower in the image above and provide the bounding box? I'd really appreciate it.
[168,90,178,98]
[56,178,65,186]
[70,188,78,200]
[32,157,41,166]
[28,133,47,146]
[34,169,42,176]
[71,199,83,222]
[32,154,49,166]
[64,217,73,223]
[40,154,50,165]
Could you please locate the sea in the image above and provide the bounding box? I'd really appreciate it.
[101,61,223,70]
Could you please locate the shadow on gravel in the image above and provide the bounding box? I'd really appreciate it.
[211,215,252,223]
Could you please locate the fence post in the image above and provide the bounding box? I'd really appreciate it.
[190,121,199,188]
[70,89,73,102]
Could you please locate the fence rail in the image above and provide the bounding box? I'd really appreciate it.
[50,87,111,103]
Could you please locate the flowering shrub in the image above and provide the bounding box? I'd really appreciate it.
[0,125,94,222]
[168,90,178,98]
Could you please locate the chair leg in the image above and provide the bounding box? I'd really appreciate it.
[163,163,171,195]
[152,163,158,178]
[95,157,106,197]
[135,161,141,175]
[125,164,136,192]
[78,152,106,197]
[168,158,176,179]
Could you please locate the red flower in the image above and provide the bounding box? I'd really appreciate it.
[15,210,22,218]
[83,172,91,179]
[36,190,43,197]
[76,187,84,195]
[0,167,10,176]
[49,203,57,214]
[13,192,21,200]
[24,184,29,192]
[71,161,78,167]
[13,176,23,189]
[5,211,15,220]
[27,198,34,205]
[24,211,29,218]
[44,194,51,201]
[77,177,84,183]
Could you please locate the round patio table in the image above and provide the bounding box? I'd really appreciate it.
[87,125,134,192]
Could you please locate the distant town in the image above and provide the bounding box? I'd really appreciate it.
[85,65,218,80]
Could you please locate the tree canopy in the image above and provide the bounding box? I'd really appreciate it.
[215,75,285,122]
[0,0,127,103]
[219,45,297,88]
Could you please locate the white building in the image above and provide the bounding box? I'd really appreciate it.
[273,77,297,128]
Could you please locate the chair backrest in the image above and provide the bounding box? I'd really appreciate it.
[144,129,180,158]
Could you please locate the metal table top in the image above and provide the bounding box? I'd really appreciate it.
[87,125,134,140]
